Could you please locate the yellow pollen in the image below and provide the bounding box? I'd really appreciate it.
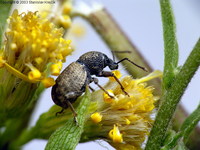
[40,48,46,53]
[59,15,71,29]
[65,39,71,45]
[51,62,62,76]
[124,101,134,109]
[34,57,43,65]
[57,53,63,60]
[109,70,122,81]
[26,63,42,81]
[42,77,55,88]
[3,62,36,83]
[10,43,17,51]
[70,24,86,37]
[125,118,131,125]
[128,115,140,122]
[137,104,146,112]
[0,56,5,68]
[28,69,41,81]
[104,90,115,103]
[90,112,102,123]
[109,125,123,143]
[62,3,72,14]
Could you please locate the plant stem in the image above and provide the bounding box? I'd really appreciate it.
[145,39,200,149]
[172,105,200,149]
[181,103,200,149]
[160,0,179,90]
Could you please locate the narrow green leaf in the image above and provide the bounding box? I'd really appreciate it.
[162,129,177,146]
[173,139,189,150]
[145,38,200,150]
[180,103,200,141]
[160,0,179,89]
[161,103,200,149]
[161,130,180,150]
[45,88,91,150]
[0,3,12,47]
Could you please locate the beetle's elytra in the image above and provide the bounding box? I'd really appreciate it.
[51,51,147,122]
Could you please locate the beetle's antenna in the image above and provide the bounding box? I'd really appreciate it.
[117,58,148,72]
[112,50,132,53]
[111,51,115,62]
[111,50,132,62]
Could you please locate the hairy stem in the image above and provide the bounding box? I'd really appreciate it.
[160,0,179,90]
[145,39,200,149]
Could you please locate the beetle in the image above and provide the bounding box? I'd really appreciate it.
[51,51,147,122]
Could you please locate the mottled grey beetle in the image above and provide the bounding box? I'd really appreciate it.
[51,51,147,122]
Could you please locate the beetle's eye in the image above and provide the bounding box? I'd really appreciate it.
[109,63,118,70]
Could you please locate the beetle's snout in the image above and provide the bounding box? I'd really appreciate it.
[109,63,118,70]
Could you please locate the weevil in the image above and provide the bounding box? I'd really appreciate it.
[51,51,147,122]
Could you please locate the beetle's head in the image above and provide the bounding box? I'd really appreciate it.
[108,61,118,70]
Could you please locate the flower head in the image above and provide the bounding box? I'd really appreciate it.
[0,9,72,86]
[22,70,162,149]
[84,70,162,149]
[0,9,72,117]
[50,1,72,29]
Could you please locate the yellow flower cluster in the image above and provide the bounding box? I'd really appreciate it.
[51,2,72,29]
[0,10,72,87]
[90,70,162,149]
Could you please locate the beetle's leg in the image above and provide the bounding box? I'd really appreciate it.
[66,100,78,125]
[91,77,115,99]
[97,71,129,96]
[89,85,95,92]
[56,108,65,116]
[65,92,82,125]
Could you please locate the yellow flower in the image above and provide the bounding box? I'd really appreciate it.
[0,7,74,149]
[90,112,102,123]
[103,89,116,103]
[0,9,73,116]
[62,3,72,15]
[42,77,55,88]
[50,1,72,29]
[0,55,5,67]
[109,125,123,143]
[1,9,72,86]
[109,70,122,81]
[50,61,63,76]
[69,23,86,38]
[85,70,162,149]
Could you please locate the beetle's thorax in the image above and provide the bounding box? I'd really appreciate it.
[77,51,111,75]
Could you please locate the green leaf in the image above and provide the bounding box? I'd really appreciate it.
[0,3,12,47]
[161,103,200,149]
[180,103,200,141]
[45,88,91,150]
[160,0,179,90]
[173,139,189,150]
[162,129,177,146]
